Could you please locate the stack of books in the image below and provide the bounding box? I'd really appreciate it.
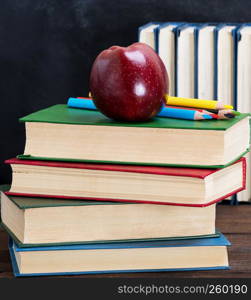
[139,22,251,202]
[1,104,250,276]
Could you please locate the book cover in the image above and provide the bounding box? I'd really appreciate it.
[5,157,246,207]
[9,233,230,277]
[17,104,250,168]
[11,232,231,251]
[19,104,249,130]
[1,192,218,247]
[4,157,246,179]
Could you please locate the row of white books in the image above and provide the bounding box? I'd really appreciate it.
[139,22,251,202]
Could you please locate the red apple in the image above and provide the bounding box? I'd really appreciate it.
[90,42,169,122]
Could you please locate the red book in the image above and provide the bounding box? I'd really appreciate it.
[5,157,246,207]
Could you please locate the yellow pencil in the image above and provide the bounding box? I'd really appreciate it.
[165,95,233,110]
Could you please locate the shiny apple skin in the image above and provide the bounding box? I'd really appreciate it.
[90,42,169,122]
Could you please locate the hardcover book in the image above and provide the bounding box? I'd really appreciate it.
[5,157,246,206]
[216,24,237,106]
[19,104,250,168]
[155,22,184,96]
[1,192,217,246]
[176,24,198,98]
[197,24,216,100]
[138,22,160,51]
[9,233,230,276]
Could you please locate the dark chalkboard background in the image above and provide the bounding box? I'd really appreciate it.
[0,0,250,183]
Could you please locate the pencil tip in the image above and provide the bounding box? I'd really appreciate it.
[224,113,235,118]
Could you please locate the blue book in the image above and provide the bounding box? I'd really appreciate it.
[9,233,230,277]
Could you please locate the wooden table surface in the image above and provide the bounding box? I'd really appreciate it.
[0,204,250,278]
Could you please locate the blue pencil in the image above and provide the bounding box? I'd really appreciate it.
[68,97,96,110]
[157,106,212,120]
[67,97,213,120]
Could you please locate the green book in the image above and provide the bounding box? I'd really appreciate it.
[18,104,250,168]
[1,192,218,247]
